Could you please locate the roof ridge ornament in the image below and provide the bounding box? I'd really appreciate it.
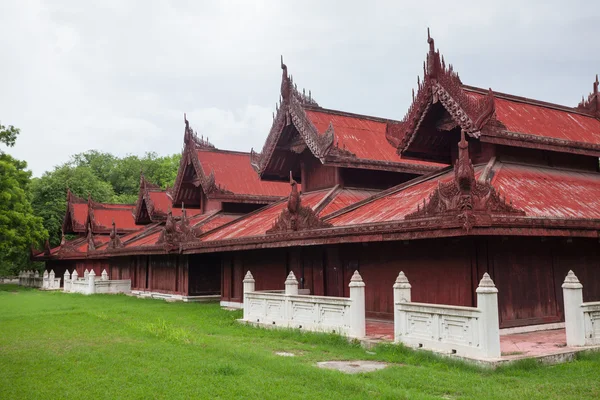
[577,74,600,117]
[107,220,123,249]
[183,113,215,149]
[386,29,496,151]
[405,131,525,231]
[266,172,332,234]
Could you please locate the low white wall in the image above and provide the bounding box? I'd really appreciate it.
[583,302,600,346]
[0,277,19,284]
[240,270,366,338]
[563,271,600,347]
[394,272,501,360]
[245,291,353,335]
[41,270,61,290]
[63,269,131,296]
[18,271,43,288]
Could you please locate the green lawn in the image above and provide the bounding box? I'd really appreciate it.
[1,285,599,400]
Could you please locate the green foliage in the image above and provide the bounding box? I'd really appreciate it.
[30,150,181,246]
[0,122,20,148]
[1,291,600,399]
[30,165,116,247]
[0,154,47,275]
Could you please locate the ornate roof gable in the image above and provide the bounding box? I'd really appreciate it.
[157,207,197,250]
[134,173,162,224]
[405,131,524,231]
[267,173,332,233]
[577,75,600,118]
[251,57,337,175]
[386,30,496,152]
[171,116,232,204]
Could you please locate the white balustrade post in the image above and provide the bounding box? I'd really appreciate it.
[49,270,56,289]
[34,270,39,278]
[101,269,109,281]
[393,271,411,342]
[476,273,501,359]
[71,269,78,281]
[562,270,585,347]
[88,270,96,295]
[242,271,255,320]
[84,269,89,280]
[285,271,298,295]
[64,270,71,292]
[284,272,299,324]
[43,270,49,289]
[348,271,366,338]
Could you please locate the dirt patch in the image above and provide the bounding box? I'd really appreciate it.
[317,360,389,374]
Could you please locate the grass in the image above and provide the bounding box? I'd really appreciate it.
[0,284,599,400]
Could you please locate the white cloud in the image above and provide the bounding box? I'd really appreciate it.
[0,0,598,175]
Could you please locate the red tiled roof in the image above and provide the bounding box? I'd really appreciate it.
[197,149,291,197]
[199,213,243,233]
[491,163,600,219]
[148,191,172,214]
[202,190,330,241]
[328,161,600,226]
[305,109,444,167]
[71,203,88,229]
[319,188,378,217]
[466,89,600,147]
[327,170,459,226]
[93,205,140,232]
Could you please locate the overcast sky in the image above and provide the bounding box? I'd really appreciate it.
[1,1,599,176]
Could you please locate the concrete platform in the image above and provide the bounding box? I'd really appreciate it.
[364,319,600,367]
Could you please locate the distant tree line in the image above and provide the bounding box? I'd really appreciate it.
[0,120,180,275]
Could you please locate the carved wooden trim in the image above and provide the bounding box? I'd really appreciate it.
[107,221,124,249]
[388,31,496,153]
[405,132,524,231]
[267,174,332,233]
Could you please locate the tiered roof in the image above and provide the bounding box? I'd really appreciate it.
[250,58,445,180]
[171,116,291,205]
[386,30,600,158]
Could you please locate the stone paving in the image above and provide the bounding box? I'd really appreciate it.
[365,319,592,361]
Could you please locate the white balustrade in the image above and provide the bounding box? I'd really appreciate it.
[563,271,600,346]
[242,270,366,338]
[394,272,501,360]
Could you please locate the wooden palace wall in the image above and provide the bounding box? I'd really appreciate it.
[220,236,600,328]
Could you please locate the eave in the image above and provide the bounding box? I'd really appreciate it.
[180,216,600,255]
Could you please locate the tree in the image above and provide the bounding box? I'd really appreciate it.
[0,154,47,275]
[30,165,115,247]
[0,122,20,148]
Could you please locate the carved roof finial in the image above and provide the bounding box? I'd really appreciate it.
[427,27,435,53]
[281,55,291,101]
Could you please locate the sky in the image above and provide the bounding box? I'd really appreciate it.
[1,0,599,176]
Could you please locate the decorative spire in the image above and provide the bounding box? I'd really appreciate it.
[87,223,95,251]
[108,219,123,249]
[267,172,332,234]
[44,239,51,256]
[281,55,291,102]
[405,132,525,230]
[577,74,600,116]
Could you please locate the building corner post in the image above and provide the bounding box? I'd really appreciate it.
[348,271,366,338]
[476,273,501,359]
[562,270,585,347]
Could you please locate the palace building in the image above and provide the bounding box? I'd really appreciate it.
[35,33,600,329]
